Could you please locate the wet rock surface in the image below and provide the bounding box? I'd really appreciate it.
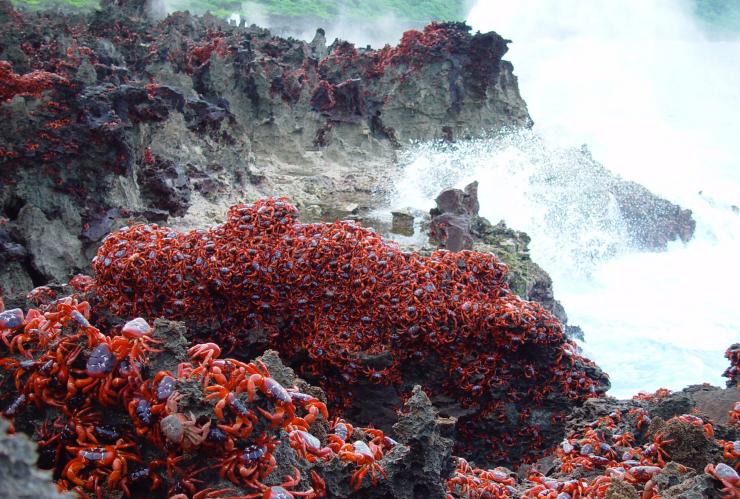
[615,179,696,249]
[323,386,455,498]
[428,182,479,252]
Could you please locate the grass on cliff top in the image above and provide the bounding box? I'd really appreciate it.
[11,0,96,9]
[10,0,468,22]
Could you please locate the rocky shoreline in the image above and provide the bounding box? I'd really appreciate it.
[0,287,737,497]
[1,0,693,299]
[0,1,734,498]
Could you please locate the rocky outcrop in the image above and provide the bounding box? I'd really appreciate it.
[0,1,696,299]
[0,0,531,296]
[570,145,696,251]
[0,418,66,499]
[428,181,479,252]
[323,386,456,498]
[614,179,695,249]
[723,344,739,387]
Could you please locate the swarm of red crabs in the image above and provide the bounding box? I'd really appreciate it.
[1,196,739,497]
[0,294,403,497]
[1,296,738,498]
[448,404,740,498]
[91,198,606,464]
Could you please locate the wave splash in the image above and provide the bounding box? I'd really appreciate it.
[388,1,740,398]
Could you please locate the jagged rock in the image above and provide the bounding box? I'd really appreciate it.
[614,180,696,249]
[646,418,715,471]
[0,225,26,262]
[650,385,737,427]
[427,182,571,326]
[139,156,192,217]
[662,473,721,498]
[15,204,87,283]
[429,213,473,251]
[341,339,608,468]
[324,386,455,498]
[0,223,32,294]
[383,386,455,498]
[0,261,33,296]
[650,462,700,496]
[0,6,533,295]
[80,208,127,244]
[0,417,67,499]
[428,182,479,251]
[0,1,697,300]
[149,318,190,375]
[723,344,738,387]
[309,29,329,60]
[570,145,696,251]
[606,477,639,498]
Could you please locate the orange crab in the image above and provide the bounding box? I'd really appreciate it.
[338,440,386,490]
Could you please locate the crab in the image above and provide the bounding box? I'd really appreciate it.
[218,440,277,486]
[62,439,142,492]
[641,432,674,467]
[244,467,319,498]
[338,440,386,490]
[288,429,334,463]
[45,297,102,346]
[623,465,663,485]
[705,463,740,498]
[287,389,328,430]
[158,392,210,448]
[328,418,353,452]
[242,360,295,426]
[115,317,162,365]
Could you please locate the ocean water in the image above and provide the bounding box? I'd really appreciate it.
[389,0,740,398]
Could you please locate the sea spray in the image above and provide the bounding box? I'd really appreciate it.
[389,0,740,397]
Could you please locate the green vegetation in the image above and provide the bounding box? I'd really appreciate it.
[14,0,734,34]
[693,0,740,32]
[11,0,98,11]
[237,0,466,22]
[10,0,468,22]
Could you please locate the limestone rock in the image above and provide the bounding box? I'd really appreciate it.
[0,418,67,499]
[15,205,87,283]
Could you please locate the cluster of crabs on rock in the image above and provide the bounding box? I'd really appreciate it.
[0,198,738,499]
[0,290,401,498]
[92,197,607,464]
